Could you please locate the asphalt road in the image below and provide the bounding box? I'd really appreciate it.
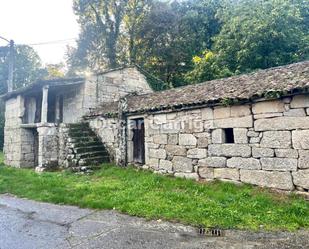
[0,194,308,249]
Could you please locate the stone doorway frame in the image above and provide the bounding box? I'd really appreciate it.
[127,116,146,165]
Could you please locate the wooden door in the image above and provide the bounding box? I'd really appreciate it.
[133,118,145,164]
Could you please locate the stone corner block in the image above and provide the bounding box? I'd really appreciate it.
[227,157,261,170]
[292,130,309,149]
[292,170,309,190]
[187,148,207,159]
[231,105,251,117]
[252,147,274,158]
[179,134,197,146]
[214,168,240,181]
[174,172,199,181]
[198,157,226,168]
[240,169,294,191]
[208,144,251,158]
[211,129,225,144]
[213,116,253,129]
[260,158,297,172]
[198,167,214,179]
[214,106,231,119]
[153,134,168,145]
[149,149,167,159]
[298,150,309,169]
[290,95,309,108]
[260,131,291,149]
[159,159,173,171]
[252,100,284,114]
[172,156,193,173]
[233,128,248,144]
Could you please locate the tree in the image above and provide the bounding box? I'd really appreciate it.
[213,0,309,73]
[134,0,222,87]
[45,63,65,79]
[0,44,47,92]
[69,0,223,87]
[186,0,309,83]
[123,0,151,64]
[69,0,308,87]
[133,1,181,86]
[69,0,151,73]
[0,44,46,149]
[72,0,130,70]
[185,50,232,83]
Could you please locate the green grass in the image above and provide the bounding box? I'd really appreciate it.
[0,153,308,231]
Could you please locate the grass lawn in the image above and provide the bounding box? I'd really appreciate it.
[0,153,308,231]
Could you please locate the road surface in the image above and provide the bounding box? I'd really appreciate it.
[0,194,308,249]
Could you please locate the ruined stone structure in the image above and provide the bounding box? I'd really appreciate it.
[3,61,309,193]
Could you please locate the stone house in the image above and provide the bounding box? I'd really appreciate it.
[3,61,309,193]
[2,67,152,170]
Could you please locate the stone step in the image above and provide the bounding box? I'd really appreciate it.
[78,151,109,159]
[69,124,93,130]
[79,156,110,166]
[74,141,103,148]
[66,122,110,172]
[69,136,101,143]
[75,145,108,154]
[69,130,96,137]
[68,123,89,129]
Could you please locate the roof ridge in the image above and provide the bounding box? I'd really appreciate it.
[89,60,309,117]
[159,60,309,93]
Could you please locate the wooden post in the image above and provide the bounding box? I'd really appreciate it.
[41,86,49,123]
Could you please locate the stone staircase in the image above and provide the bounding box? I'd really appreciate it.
[66,123,110,172]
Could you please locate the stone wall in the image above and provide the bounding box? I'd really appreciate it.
[37,125,59,170]
[58,124,70,168]
[3,96,24,167]
[3,66,152,169]
[4,96,40,168]
[89,117,121,163]
[62,67,153,124]
[95,67,153,104]
[58,124,87,169]
[19,128,38,168]
[130,94,309,192]
[62,85,85,123]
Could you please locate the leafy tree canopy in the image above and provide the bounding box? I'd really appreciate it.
[0,44,47,93]
[0,44,46,149]
[68,0,309,87]
[214,0,309,73]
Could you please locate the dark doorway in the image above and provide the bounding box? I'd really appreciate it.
[47,93,57,123]
[58,95,64,123]
[132,118,145,164]
[35,94,42,123]
[33,129,39,166]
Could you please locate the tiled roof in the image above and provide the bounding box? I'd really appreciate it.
[89,61,309,117]
[2,77,85,100]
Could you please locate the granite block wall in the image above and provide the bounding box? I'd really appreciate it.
[3,96,24,167]
[62,67,153,123]
[89,117,121,163]
[134,94,309,192]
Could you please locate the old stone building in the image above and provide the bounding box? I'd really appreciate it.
[2,67,152,170]
[3,61,309,192]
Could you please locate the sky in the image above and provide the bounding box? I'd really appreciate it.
[0,0,80,65]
